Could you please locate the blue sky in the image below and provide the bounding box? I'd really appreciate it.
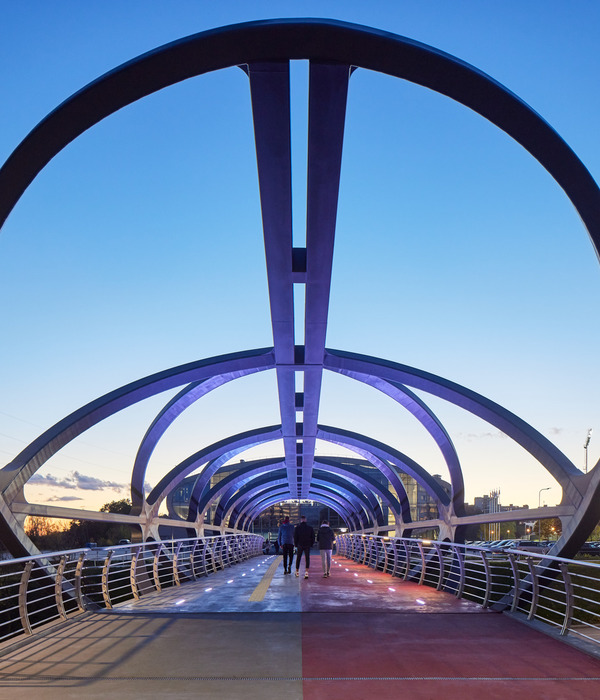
[1,1,599,514]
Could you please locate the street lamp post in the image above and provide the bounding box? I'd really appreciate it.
[538,487,551,540]
[584,428,593,474]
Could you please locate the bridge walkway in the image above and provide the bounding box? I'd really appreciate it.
[0,552,599,698]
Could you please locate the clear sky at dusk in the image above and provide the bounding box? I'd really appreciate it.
[1,1,599,515]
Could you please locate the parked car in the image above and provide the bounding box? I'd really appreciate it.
[579,541,600,555]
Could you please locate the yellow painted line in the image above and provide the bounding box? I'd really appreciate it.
[249,556,283,601]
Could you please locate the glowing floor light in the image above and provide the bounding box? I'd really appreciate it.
[416,598,426,606]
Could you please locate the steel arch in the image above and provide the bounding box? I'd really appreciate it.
[1,19,599,558]
[214,468,380,528]
[1,19,600,252]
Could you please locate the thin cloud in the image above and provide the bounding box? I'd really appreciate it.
[28,470,126,493]
[48,495,84,502]
[459,431,505,442]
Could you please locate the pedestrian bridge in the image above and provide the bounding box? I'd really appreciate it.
[1,535,600,699]
[2,18,600,698]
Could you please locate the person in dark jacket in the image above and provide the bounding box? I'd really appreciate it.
[277,516,295,574]
[294,515,314,578]
[317,520,335,577]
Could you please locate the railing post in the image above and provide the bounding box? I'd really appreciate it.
[479,549,492,607]
[559,562,574,636]
[130,546,141,600]
[101,551,114,609]
[526,558,539,620]
[402,540,411,580]
[55,555,68,620]
[74,552,86,611]
[153,544,163,592]
[454,547,466,598]
[173,541,183,586]
[382,538,389,573]
[18,560,34,636]
[201,539,209,576]
[190,541,199,579]
[507,552,521,612]
[221,536,229,568]
[212,538,220,572]
[433,543,444,591]
[417,541,427,585]
[391,539,399,578]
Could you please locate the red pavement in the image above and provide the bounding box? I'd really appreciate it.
[299,557,600,699]
[301,612,600,699]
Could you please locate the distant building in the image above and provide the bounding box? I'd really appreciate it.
[472,490,530,540]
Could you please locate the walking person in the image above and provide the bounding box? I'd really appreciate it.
[277,516,295,574]
[317,520,335,577]
[294,515,314,579]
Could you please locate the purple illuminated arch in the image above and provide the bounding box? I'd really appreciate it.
[1,19,599,558]
[1,19,599,247]
[222,475,372,530]
[214,469,380,528]
[193,458,400,527]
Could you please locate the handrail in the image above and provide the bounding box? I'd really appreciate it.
[338,534,600,651]
[0,533,263,645]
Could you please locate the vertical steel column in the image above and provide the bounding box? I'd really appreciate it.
[18,560,34,636]
[101,551,114,609]
[54,555,68,621]
[417,541,427,586]
[391,539,400,578]
[201,539,209,576]
[454,547,466,598]
[210,538,218,573]
[559,562,574,635]
[74,552,86,611]
[173,541,182,586]
[190,540,199,580]
[130,546,141,599]
[152,544,163,592]
[527,558,540,620]
[433,543,445,591]
[217,537,225,570]
[402,540,411,580]
[479,550,492,607]
[507,552,521,612]
[382,538,390,573]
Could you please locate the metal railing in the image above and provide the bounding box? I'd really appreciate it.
[0,534,263,645]
[337,534,600,649]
